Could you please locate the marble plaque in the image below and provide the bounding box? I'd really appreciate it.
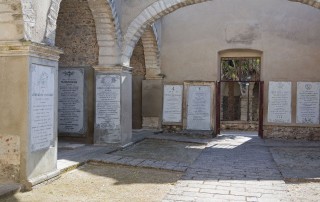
[268,82,292,123]
[96,75,121,129]
[187,86,212,130]
[163,85,183,123]
[30,64,55,152]
[58,68,85,134]
[297,82,320,124]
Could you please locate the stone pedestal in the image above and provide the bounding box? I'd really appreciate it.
[142,76,163,129]
[93,66,132,145]
[0,41,62,188]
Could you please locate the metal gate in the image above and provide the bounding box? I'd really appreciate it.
[216,81,264,138]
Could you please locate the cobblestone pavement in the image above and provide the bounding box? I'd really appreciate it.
[163,133,291,202]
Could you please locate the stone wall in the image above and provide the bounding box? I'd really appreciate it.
[0,135,20,181]
[130,39,146,76]
[131,38,145,129]
[55,0,98,67]
[264,125,320,140]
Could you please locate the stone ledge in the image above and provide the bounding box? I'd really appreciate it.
[88,154,188,172]
[0,41,63,60]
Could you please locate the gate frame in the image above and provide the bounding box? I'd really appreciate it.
[215,81,264,138]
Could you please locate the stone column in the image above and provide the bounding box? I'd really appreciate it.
[142,68,163,129]
[93,66,132,145]
[0,41,62,189]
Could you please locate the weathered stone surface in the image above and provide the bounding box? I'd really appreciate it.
[56,0,99,67]
[264,125,320,140]
[0,135,20,181]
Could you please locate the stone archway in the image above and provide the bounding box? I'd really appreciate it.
[121,0,213,66]
[121,0,320,67]
[44,0,122,66]
[141,25,161,79]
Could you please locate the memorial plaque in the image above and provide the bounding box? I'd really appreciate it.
[187,86,212,130]
[96,75,121,129]
[297,82,320,124]
[58,68,85,134]
[30,64,55,152]
[163,85,183,123]
[268,82,292,123]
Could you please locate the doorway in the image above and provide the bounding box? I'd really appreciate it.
[216,57,264,137]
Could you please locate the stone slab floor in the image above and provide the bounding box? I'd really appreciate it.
[2,131,320,201]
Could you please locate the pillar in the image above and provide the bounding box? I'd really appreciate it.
[142,68,163,129]
[93,66,132,145]
[0,41,62,189]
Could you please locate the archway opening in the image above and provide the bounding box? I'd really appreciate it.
[55,0,99,144]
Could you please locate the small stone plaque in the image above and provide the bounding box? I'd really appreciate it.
[297,82,320,124]
[163,85,183,123]
[96,74,121,129]
[58,68,85,134]
[187,86,212,130]
[268,82,292,123]
[30,64,55,152]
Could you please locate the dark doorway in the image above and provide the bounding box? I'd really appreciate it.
[216,57,264,137]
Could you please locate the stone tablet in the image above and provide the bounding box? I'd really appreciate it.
[268,82,292,123]
[163,85,183,123]
[187,86,212,130]
[30,64,55,152]
[58,68,85,134]
[297,82,320,124]
[96,75,121,129]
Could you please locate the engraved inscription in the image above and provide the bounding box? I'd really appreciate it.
[163,85,183,123]
[30,64,55,152]
[96,75,121,129]
[297,82,320,124]
[58,68,85,134]
[187,86,212,130]
[268,82,292,123]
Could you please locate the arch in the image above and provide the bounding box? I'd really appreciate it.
[44,0,122,66]
[289,0,320,9]
[121,0,213,66]
[141,25,161,78]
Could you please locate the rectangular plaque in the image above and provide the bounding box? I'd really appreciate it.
[163,85,183,123]
[58,68,85,134]
[187,86,212,130]
[268,82,292,123]
[30,64,55,152]
[297,82,320,124]
[96,74,121,129]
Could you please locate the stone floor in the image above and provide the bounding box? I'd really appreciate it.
[1,130,320,201]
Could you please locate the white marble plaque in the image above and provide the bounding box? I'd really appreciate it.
[268,82,292,123]
[30,64,55,152]
[96,75,121,129]
[163,85,183,123]
[58,68,85,134]
[187,86,212,130]
[297,82,320,124]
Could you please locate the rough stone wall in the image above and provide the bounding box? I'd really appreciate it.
[131,38,145,129]
[0,135,20,181]
[264,126,320,140]
[55,0,99,67]
[130,39,146,76]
